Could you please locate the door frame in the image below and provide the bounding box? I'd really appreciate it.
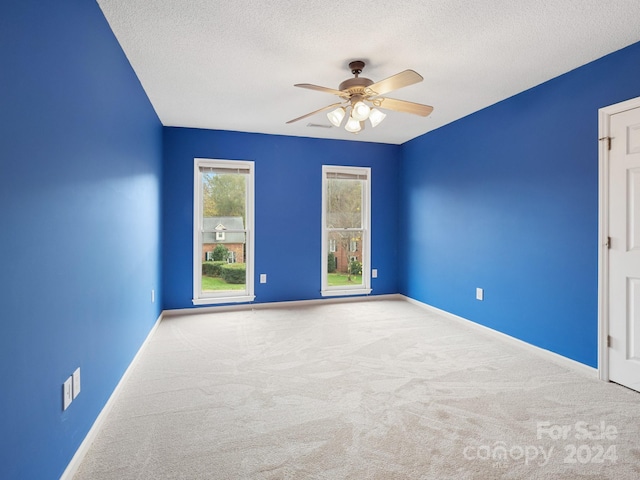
[598,96,640,382]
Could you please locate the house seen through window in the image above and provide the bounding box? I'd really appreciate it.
[322,165,371,296]
[193,159,254,305]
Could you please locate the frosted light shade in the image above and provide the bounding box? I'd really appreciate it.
[368,108,386,128]
[327,107,346,127]
[344,116,362,133]
[351,101,371,121]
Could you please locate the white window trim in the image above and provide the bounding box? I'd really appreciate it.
[193,158,255,305]
[321,165,372,297]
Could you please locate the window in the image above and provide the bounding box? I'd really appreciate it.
[321,165,371,296]
[193,159,254,305]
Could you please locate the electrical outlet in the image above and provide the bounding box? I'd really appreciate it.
[260,274,267,284]
[63,377,73,410]
[72,368,81,399]
[372,269,378,278]
[476,288,484,301]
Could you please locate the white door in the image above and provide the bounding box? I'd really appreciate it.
[608,104,640,391]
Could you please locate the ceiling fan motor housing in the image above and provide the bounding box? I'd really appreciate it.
[339,76,374,94]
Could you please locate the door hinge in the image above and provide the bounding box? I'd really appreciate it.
[606,236,611,249]
[599,136,612,150]
[607,335,612,348]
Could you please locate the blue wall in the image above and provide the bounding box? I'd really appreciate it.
[0,1,162,479]
[163,128,400,309]
[400,41,640,367]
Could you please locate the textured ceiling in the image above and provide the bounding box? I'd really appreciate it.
[97,0,640,145]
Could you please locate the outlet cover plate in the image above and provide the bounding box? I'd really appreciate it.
[63,377,73,410]
[72,367,81,399]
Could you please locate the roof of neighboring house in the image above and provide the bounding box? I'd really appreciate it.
[203,216,245,244]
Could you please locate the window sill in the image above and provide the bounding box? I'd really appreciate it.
[192,295,255,306]
[321,288,372,297]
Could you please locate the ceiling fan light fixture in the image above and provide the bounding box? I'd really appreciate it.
[368,108,386,128]
[287,60,433,133]
[326,107,346,127]
[345,116,362,133]
[351,101,371,121]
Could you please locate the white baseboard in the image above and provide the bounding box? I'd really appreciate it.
[59,312,164,480]
[163,293,405,317]
[401,295,598,378]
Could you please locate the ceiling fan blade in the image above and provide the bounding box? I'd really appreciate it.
[365,70,423,96]
[294,83,348,97]
[286,102,343,124]
[376,97,434,116]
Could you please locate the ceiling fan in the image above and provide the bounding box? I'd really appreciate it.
[286,60,433,133]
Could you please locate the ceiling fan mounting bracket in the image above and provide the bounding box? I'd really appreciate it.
[349,60,366,76]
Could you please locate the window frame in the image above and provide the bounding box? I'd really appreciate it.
[193,158,255,305]
[321,165,371,297]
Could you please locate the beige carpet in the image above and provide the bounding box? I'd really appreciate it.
[73,298,640,479]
